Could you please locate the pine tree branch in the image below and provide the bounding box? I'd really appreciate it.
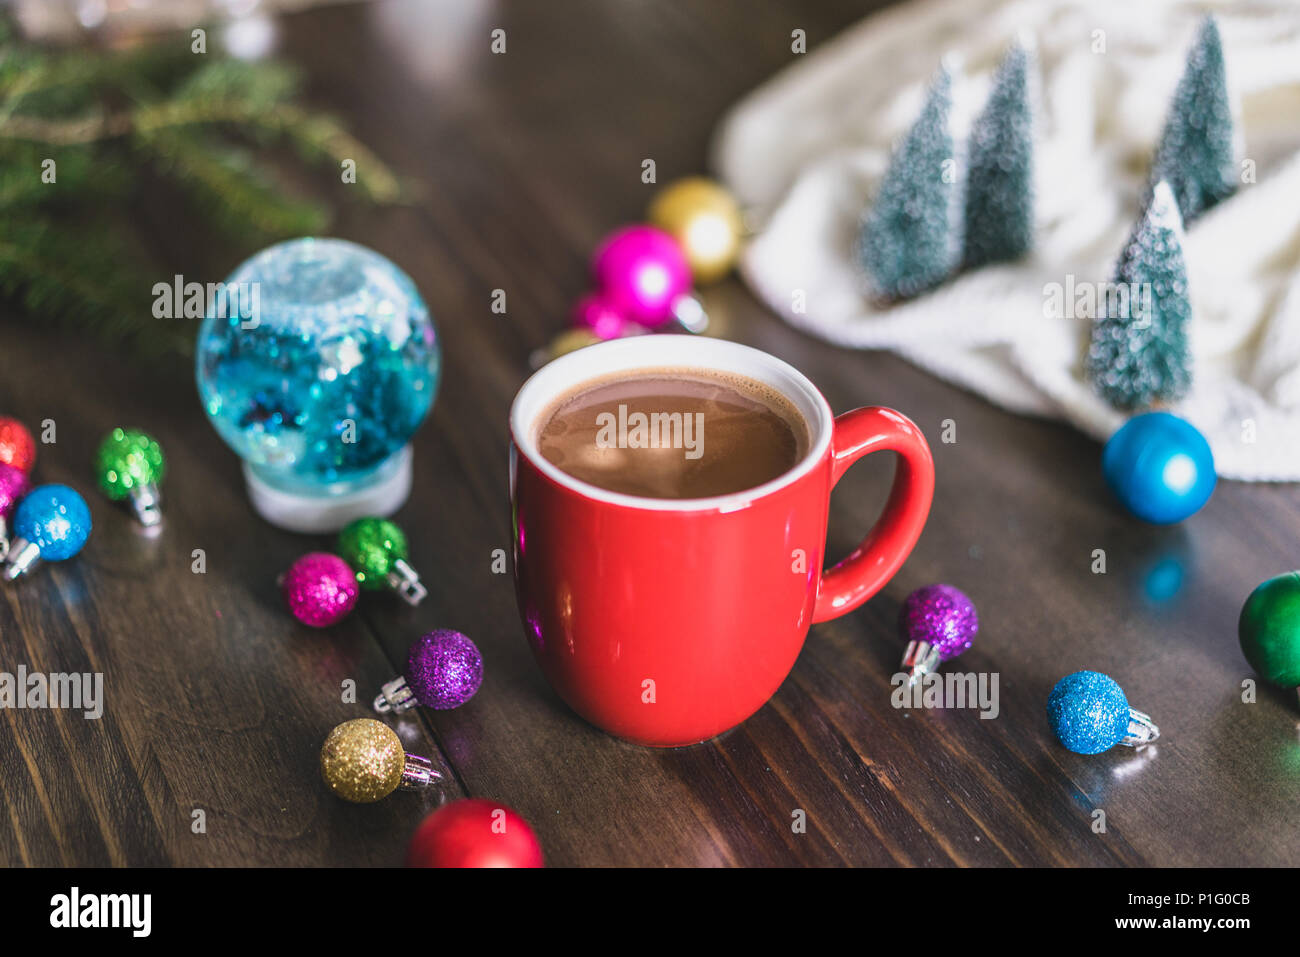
[0,12,405,360]
[0,223,190,357]
[138,128,328,239]
[0,98,401,202]
[0,107,128,143]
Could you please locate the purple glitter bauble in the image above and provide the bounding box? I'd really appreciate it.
[0,463,29,518]
[899,583,978,661]
[282,552,359,628]
[406,629,483,709]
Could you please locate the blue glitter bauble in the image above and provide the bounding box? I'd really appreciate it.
[1102,412,1215,524]
[14,484,92,561]
[1046,670,1130,755]
[196,238,439,495]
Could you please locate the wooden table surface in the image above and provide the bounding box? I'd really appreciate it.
[1,0,1297,868]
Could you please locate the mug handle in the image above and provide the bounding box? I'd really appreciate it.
[812,407,935,624]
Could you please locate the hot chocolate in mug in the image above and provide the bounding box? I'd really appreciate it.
[510,336,934,746]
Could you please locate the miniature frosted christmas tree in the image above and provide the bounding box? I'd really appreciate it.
[1086,181,1192,411]
[858,65,960,300]
[963,39,1034,268]
[1150,15,1236,223]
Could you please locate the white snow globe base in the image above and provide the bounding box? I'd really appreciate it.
[242,444,413,533]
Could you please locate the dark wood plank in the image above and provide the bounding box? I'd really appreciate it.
[1,0,1297,867]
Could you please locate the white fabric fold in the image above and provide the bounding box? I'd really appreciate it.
[712,0,1300,480]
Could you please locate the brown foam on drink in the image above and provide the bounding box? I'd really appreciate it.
[534,367,811,499]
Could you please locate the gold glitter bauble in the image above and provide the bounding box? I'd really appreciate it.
[320,718,406,803]
[549,328,601,359]
[647,176,744,284]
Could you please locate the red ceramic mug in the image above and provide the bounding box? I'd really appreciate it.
[510,336,934,747]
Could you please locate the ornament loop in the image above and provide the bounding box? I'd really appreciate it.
[374,676,417,714]
[386,558,427,606]
[671,294,709,334]
[1120,708,1160,749]
[399,753,440,791]
[129,483,163,528]
[901,639,941,685]
[2,538,41,581]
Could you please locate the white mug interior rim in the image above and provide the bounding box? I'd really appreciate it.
[510,335,834,512]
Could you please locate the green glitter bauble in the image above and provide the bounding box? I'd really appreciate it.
[1238,572,1300,688]
[337,517,408,589]
[95,427,165,500]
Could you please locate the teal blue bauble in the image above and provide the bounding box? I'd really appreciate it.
[1102,412,1215,524]
[196,238,439,531]
[1046,671,1131,755]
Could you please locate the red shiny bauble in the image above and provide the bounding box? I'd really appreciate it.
[0,417,36,475]
[406,799,543,868]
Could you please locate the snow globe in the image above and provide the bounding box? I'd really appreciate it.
[196,238,439,532]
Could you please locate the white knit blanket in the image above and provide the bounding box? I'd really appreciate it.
[712,0,1300,480]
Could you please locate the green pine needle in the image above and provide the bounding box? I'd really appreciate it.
[0,14,403,358]
[138,129,328,238]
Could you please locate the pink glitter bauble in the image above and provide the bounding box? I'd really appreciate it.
[0,463,29,518]
[899,583,978,661]
[282,552,359,628]
[572,291,635,340]
[591,225,691,327]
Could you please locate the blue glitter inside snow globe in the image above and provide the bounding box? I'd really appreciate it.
[196,238,439,532]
